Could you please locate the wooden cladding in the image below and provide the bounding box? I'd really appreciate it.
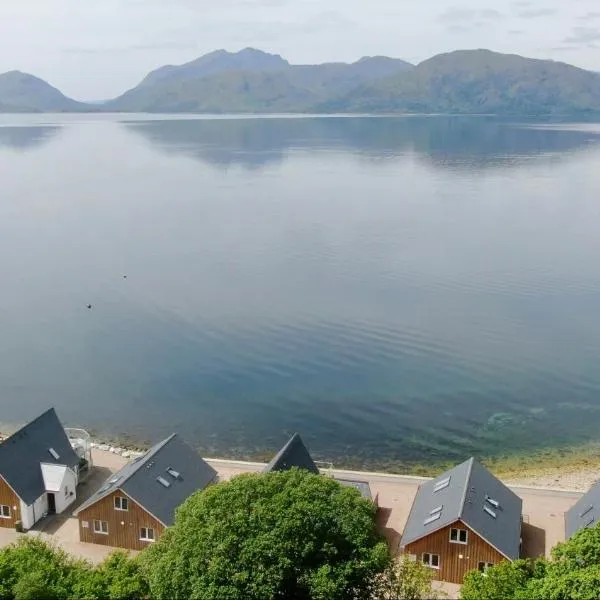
[403,519,506,584]
[0,476,21,529]
[77,488,165,551]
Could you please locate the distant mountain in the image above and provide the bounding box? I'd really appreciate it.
[0,71,90,112]
[3,49,600,115]
[323,50,600,115]
[105,48,414,113]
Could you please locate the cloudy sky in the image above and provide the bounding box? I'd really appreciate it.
[1,0,599,100]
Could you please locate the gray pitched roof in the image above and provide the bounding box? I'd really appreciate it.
[401,458,522,560]
[336,478,373,500]
[75,434,217,526]
[0,408,79,505]
[263,433,319,474]
[565,481,600,539]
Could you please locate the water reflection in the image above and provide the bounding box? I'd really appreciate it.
[124,116,600,171]
[0,125,62,150]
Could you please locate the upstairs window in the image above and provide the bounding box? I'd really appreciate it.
[114,496,128,511]
[140,527,155,541]
[0,505,10,518]
[450,528,468,544]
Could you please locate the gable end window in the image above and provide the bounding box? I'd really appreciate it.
[0,505,11,518]
[114,496,128,511]
[479,562,494,572]
[422,553,440,569]
[449,527,468,544]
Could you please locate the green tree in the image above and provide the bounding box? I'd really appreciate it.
[142,469,389,600]
[98,551,149,599]
[523,524,600,600]
[375,555,445,599]
[0,536,90,600]
[460,559,542,600]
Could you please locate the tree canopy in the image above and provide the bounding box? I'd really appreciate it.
[0,537,147,600]
[461,522,600,600]
[142,468,389,600]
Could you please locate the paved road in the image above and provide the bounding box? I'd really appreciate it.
[205,458,582,499]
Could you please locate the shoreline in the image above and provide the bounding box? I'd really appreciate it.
[3,425,600,492]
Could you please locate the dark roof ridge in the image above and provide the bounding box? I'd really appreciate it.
[458,456,476,519]
[113,433,177,487]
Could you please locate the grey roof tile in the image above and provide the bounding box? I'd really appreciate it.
[0,408,79,505]
[75,434,217,525]
[565,482,600,539]
[401,457,522,560]
[263,433,319,474]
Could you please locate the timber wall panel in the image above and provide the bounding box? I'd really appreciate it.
[0,476,21,529]
[77,488,165,551]
[404,519,506,584]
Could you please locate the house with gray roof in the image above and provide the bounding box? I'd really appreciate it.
[565,481,600,539]
[400,457,522,584]
[74,433,217,550]
[0,408,80,530]
[264,433,376,503]
[263,433,320,474]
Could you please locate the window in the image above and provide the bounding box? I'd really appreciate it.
[485,495,500,509]
[114,496,128,511]
[166,467,181,479]
[0,505,10,518]
[450,528,468,544]
[93,520,108,534]
[423,512,441,525]
[484,506,497,519]
[48,447,60,460]
[156,476,171,488]
[433,477,451,492]
[478,562,494,572]
[422,553,440,569]
[140,527,155,542]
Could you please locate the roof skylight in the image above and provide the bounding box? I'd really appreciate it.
[485,495,500,509]
[423,512,442,526]
[433,477,451,492]
[580,506,593,518]
[156,476,171,488]
[430,505,443,515]
[166,467,181,479]
[48,448,60,460]
[484,506,497,519]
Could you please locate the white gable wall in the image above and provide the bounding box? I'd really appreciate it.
[19,492,49,529]
[52,467,77,514]
[40,463,78,515]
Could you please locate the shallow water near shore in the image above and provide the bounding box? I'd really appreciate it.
[2,114,600,470]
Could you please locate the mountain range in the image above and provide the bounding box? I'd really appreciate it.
[2,48,600,116]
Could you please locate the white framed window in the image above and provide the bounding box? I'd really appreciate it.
[478,562,494,572]
[140,527,155,542]
[422,553,440,569]
[450,528,468,544]
[114,496,128,511]
[0,505,11,518]
[93,520,108,534]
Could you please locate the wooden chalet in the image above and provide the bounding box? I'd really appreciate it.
[74,433,217,550]
[400,457,522,584]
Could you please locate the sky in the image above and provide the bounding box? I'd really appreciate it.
[0,0,599,100]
